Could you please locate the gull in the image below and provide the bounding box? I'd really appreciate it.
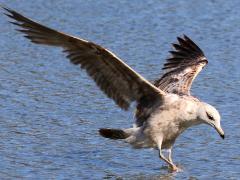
[2,6,224,171]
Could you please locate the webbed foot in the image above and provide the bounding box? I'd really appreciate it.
[169,164,182,172]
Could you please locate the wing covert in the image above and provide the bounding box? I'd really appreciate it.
[154,35,208,95]
[3,6,165,110]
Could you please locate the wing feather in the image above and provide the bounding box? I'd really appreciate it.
[154,35,208,95]
[3,6,164,110]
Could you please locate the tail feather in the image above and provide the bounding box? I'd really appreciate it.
[99,128,129,139]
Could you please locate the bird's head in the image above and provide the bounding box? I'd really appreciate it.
[198,102,224,139]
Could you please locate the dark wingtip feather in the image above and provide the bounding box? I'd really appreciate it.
[182,34,193,42]
[1,5,15,17]
[2,6,18,22]
[9,21,22,26]
[163,35,206,70]
[2,5,31,24]
[1,4,10,11]
[183,34,204,53]
[3,12,13,19]
[183,34,189,40]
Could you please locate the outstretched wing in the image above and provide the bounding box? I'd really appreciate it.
[154,35,208,95]
[3,7,165,110]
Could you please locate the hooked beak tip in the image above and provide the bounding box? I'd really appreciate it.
[214,125,224,140]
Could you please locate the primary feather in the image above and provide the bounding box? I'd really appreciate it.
[154,35,208,95]
[2,6,164,111]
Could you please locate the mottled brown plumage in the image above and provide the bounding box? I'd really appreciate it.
[136,36,208,127]
[154,35,208,95]
[2,6,164,111]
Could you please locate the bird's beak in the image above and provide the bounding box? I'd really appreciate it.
[214,125,225,139]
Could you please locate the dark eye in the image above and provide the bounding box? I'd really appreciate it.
[206,112,214,120]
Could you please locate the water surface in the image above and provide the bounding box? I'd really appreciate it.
[0,0,239,179]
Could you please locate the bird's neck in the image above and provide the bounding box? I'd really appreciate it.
[179,118,202,130]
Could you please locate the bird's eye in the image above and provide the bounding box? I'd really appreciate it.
[206,112,214,120]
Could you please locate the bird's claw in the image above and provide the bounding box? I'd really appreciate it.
[169,165,182,172]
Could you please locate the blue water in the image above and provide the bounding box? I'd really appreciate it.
[0,0,239,179]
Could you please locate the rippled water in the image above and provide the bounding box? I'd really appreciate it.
[0,0,239,179]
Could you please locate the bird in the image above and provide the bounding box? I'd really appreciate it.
[2,6,224,172]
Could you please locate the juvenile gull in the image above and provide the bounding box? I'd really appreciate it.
[2,7,224,171]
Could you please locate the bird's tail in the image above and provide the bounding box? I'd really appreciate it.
[99,128,131,140]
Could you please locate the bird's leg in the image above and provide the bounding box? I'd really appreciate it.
[157,138,179,172]
[167,149,173,164]
[166,148,180,171]
[159,149,178,171]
